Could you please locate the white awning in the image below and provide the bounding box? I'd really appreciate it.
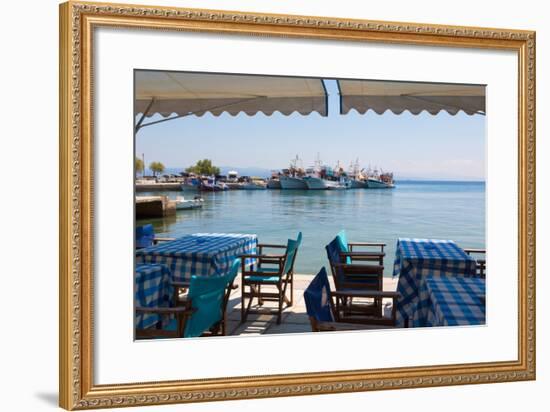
[338,80,485,116]
[135,71,328,120]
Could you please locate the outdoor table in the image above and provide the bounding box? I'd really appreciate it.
[135,233,257,282]
[392,238,478,327]
[135,263,174,330]
[414,275,486,327]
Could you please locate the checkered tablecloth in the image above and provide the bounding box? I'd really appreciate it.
[135,263,173,330]
[135,233,257,282]
[415,276,486,327]
[392,238,478,327]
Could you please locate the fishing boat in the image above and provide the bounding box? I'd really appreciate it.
[175,196,203,210]
[303,166,326,189]
[303,174,326,189]
[303,155,327,190]
[267,178,281,189]
[348,159,369,188]
[180,176,201,191]
[331,161,352,189]
[279,155,308,189]
[366,167,395,189]
[266,171,282,189]
[280,175,307,189]
[350,179,368,189]
[200,177,220,191]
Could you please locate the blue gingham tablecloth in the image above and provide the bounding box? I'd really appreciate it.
[415,276,486,327]
[135,263,173,330]
[392,238,478,327]
[135,233,257,282]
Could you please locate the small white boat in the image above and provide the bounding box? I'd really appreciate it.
[326,181,348,190]
[215,181,229,191]
[325,175,351,190]
[175,196,204,210]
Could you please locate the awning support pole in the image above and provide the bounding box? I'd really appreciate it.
[135,98,155,133]
[137,111,194,129]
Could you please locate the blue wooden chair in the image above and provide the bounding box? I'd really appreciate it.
[240,232,302,324]
[464,248,486,278]
[135,224,175,249]
[304,267,399,331]
[326,234,389,318]
[336,230,386,266]
[326,236,383,291]
[135,258,240,338]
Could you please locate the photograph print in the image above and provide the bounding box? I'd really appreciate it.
[133,69,486,339]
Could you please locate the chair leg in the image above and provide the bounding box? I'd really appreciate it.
[277,285,283,324]
[289,272,294,306]
[241,282,247,323]
[244,285,255,320]
[280,274,293,308]
[258,284,263,306]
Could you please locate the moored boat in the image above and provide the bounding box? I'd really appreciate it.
[215,181,229,191]
[280,155,307,189]
[303,156,327,190]
[279,175,308,189]
[350,179,369,188]
[227,170,239,182]
[325,178,351,190]
[366,178,391,188]
[181,177,200,192]
[200,177,220,191]
[348,159,369,188]
[242,178,267,190]
[303,175,327,190]
[267,171,282,189]
[225,182,243,190]
[365,168,395,189]
[267,178,281,189]
[175,196,204,210]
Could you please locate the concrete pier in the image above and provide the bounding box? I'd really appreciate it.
[136,196,176,219]
[136,182,182,192]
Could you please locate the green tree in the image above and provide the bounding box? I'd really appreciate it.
[135,157,144,177]
[149,161,165,177]
[185,159,220,176]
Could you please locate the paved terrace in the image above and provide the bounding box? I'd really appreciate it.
[224,274,399,335]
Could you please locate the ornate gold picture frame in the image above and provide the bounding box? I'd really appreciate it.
[59,1,536,409]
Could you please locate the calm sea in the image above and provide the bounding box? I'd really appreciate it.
[138,180,486,277]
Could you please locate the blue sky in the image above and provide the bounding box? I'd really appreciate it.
[135,80,486,180]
